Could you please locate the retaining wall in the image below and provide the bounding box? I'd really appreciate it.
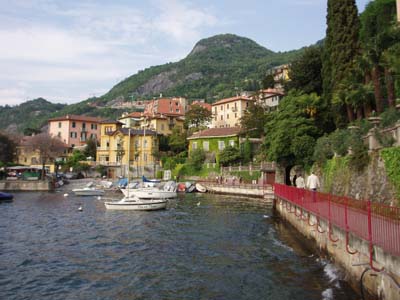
[0,180,53,191]
[276,198,400,300]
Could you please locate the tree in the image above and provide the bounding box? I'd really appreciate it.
[262,74,275,89]
[169,127,187,154]
[322,0,361,122]
[26,133,67,179]
[83,137,98,159]
[239,102,267,138]
[242,137,252,164]
[264,92,322,167]
[0,132,16,164]
[184,105,212,130]
[360,0,399,111]
[286,46,323,95]
[187,148,205,171]
[219,145,242,166]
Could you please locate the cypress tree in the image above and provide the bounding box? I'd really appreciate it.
[322,0,360,123]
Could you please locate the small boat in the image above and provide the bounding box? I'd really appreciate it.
[185,182,196,193]
[0,192,13,202]
[121,181,177,199]
[142,175,161,187]
[177,183,186,193]
[195,183,207,193]
[72,182,105,196]
[104,197,167,211]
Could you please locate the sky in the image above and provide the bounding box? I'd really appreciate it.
[0,0,371,106]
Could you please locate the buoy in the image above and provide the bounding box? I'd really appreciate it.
[263,215,269,218]
[196,202,201,206]
[97,196,101,200]
[78,206,83,211]
[64,193,69,197]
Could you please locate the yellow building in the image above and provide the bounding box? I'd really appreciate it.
[96,120,159,178]
[119,111,185,136]
[211,96,254,128]
[16,136,70,173]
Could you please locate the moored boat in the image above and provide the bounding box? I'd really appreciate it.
[0,192,13,202]
[195,183,207,193]
[121,181,177,199]
[104,197,167,211]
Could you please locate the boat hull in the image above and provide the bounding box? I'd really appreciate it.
[104,199,167,211]
[73,189,105,196]
[121,189,177,199]
[195,183,207,193]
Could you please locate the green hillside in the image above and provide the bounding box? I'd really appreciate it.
[0,34,305,133]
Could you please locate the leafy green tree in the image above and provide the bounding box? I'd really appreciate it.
[262,74,275,89]
[242,137,252,163]
[286,46,323,95]
[323,0,360,122]
[219,145,242,166]
[169,128,187,154]
[240,102,267,138]
[360,0,399,111]
[187,148,205,171]
[83,137,98,159]
[0,132,16,164]
[184,105,212,130]
[264,92,322,167]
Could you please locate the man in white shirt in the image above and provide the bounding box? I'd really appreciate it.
[295,174,305,189]
[307,171,320,191]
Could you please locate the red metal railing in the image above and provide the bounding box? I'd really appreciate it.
[274,184,400,269]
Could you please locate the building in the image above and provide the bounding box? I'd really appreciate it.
[119,98,186,136]
[48,115,103,148]
[187,127,242,163]
[96,120,159,178]
[211,96,254,128]
[16,136,70,173]
[253,88,285,110]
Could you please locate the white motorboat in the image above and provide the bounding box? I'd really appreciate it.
[72,182,105,196]
[104,197,167,211]
[195,183,207,193]
[120,181,177,199]
[72,187,105,196]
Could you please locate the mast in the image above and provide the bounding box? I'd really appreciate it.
[127,127,131,194]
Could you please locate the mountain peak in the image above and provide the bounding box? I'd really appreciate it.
[188,34,274,58]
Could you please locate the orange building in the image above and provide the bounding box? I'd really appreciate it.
[48,115,103,148]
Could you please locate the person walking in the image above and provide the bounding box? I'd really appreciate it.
[295,174,305,189]
[306,171,320,191]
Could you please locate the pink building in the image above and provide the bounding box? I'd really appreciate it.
[48,115,103,148]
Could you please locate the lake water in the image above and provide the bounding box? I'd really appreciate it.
[0,190,358,300]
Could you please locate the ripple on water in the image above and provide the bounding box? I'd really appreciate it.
[0,192,358,300]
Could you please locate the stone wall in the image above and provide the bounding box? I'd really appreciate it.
[276,198,400,300]
[0,180,53,191]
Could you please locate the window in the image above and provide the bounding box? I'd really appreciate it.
[203,141,209,151]
[235,113,237,118]
[220,105,223,111]
[106,141,110,148]
[220,115,223,120]
[227,114,229,119]
[82,123,86,129]
[70,132,77,138]
[193,142,198,150]
[229,140,235,147]
[72,122,76,128]
[91,123,97,130]
[144,139,147,148]
[105,126,113,133]
[144,153,147,161]
[214,107,217,113]
[227,104,229,109]
[218,141,225,150]
[161,124,165,131]
[58,122,62,128]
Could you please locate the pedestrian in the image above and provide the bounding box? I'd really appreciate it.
[306,171,320,191]
[295,174,305,189]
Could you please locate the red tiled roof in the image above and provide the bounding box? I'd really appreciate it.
[212,96,254,106]
[190,101,212,111]
[48,114,103,123]
[121,112,143,118]
[187,127,241,139]
[259,88,284,95]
